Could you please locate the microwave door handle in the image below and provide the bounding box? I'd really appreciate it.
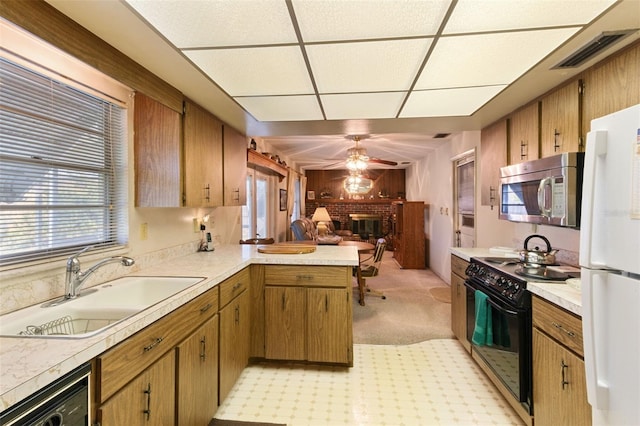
[537,177,552,218]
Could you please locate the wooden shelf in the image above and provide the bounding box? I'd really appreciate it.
[247,149,288,181]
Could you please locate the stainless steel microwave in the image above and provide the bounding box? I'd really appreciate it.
[499,153,584,228]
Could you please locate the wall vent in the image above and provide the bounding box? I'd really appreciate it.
[433,133,451,139]
[553,30,637,69]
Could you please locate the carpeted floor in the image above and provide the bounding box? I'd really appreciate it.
[352,251,455,345]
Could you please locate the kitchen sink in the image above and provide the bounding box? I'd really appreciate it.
[0,276,205,338]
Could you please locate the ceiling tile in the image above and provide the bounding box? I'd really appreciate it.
[444,0,618,34]
[234,95,323,121]
[415,28,579,90]
[127,0,297,47]
[321,92,407,120]
[307,39,432,93]
[292,0,451,42]
[185,46,314,96]
[400,86,506,117]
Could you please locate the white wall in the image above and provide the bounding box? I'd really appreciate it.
[405,130,581,283]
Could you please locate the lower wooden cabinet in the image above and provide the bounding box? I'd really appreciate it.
[450,254,470,353]
[176,315,219,425]
[265,286,306,360]
[263,265,353,366]
[532,296,591,426]
[219,289,250,403]
[98,350,175,426]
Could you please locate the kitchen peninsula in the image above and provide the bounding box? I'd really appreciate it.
[0,244,359,415]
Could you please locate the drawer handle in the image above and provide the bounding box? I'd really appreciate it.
[143,337,164,352]
[200,303,212,313]
[143,383,151,420]
[552,322,576,338]
[296,275,313,280]
[232,282,242,292]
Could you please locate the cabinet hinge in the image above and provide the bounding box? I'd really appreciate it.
[578,136,584,151]
[578,80,585,95]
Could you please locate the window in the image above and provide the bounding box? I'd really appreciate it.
[0,57,128,266]
[242,169,270,239]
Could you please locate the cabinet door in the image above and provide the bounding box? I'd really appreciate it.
[219,290,250,403]
[509,102,540,164]
[533,329,592,426]
[582,43,640,136]
[183,100,223,207]
[307,288,350,364]
[222,125,247,206]
[450,271,469,353]
[98,350,175,426]
[480,119,507,207]
[540,80,583,157]
[134,92,182,207]
[265,286,306,360]
[176,315,219,426]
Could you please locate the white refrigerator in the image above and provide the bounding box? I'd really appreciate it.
[580,103,640,425]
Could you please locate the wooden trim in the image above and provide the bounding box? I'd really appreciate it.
[247,149,288,181]
[0,0,183,112]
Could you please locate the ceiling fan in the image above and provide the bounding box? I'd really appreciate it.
[344,135,397,171]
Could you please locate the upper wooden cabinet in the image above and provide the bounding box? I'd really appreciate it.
[183,100,223,207]
[222,125,247,206]
[540,79,583,157]
[582,42,640,135]
[480,119,507,208]
[134,92,182,207]
[509,102,540,165]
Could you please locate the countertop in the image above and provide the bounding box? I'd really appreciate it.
[450,247,583,316]
[0,244,359,411]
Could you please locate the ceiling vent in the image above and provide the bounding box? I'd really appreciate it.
[553,30,637,69]
[433,133,451,139]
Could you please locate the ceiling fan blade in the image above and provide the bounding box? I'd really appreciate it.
[369,158,398,166]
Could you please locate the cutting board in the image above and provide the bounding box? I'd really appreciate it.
[258,244,316,254]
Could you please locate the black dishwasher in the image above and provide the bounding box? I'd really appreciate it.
[0,363,90,426]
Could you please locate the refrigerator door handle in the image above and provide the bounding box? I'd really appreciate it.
[579,130,608,269]
[582,268,610,410]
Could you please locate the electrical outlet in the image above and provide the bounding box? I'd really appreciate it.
[193,218,199,233]
[140,223,148,240]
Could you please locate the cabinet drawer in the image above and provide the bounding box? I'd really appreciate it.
[451,255,469,278]
[264,265,349,288]
[533,295,584,357]
[219,268,250,308]
[96,287,218,403]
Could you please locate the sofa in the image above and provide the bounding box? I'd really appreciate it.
[290,217,353,244]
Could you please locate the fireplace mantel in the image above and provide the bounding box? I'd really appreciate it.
[306,198,404,205]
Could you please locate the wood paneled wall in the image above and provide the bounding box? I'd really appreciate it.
[305,169,406,201]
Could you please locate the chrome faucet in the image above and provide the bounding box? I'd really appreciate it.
[65,246,135,299]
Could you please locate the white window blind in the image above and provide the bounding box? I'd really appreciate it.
[0,57,128,266]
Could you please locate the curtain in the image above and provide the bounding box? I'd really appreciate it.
[300,176,307,218]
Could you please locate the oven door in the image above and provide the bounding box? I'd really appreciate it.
[465,281,531,405]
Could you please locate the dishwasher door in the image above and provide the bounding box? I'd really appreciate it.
[0,363,90,426]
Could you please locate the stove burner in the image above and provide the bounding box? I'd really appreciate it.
[514,265,569,281]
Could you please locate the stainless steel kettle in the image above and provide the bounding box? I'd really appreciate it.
[518,234,558,265]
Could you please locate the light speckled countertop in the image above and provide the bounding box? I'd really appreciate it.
[0,244,358,411]
[450,247,582,316]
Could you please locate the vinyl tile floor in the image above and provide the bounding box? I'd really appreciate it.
[215,339,525,425]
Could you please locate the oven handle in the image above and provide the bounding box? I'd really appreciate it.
[464,280,524,316]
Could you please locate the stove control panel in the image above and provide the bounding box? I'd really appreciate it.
[466,262,527,305]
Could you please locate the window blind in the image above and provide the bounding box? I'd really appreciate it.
[0,57,128,266]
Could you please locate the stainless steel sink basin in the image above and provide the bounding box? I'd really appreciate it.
[0,276,205,338]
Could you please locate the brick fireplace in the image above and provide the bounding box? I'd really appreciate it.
[305,200,397,237]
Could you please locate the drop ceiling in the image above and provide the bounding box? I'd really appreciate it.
[44,0,639,170]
